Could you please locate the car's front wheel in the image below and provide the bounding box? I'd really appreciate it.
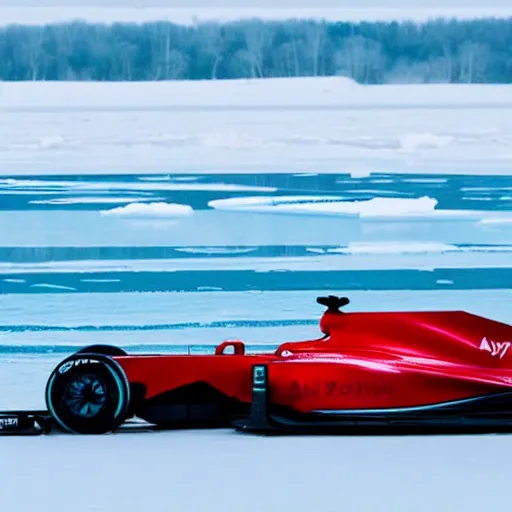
[45,354,131,434]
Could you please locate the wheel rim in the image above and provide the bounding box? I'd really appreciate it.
[62,374,107,418]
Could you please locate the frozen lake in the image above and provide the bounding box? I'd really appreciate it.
[1,77,511,512]
[1,170,510,355]
[1,171,511,347]
[1,171,511,512]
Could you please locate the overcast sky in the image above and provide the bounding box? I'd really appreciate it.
[0,0,510,25]
[0,0,511,7]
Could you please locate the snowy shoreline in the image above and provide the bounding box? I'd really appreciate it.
[2,77,512,110]
[1,77,511,176]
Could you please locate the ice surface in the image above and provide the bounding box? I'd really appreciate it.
[3,289,510,328]
[208,195,485,220]
[1,78,512,175]
[2,209,510,248]
[0,178,276,192]
[399,132,454,152]
[1,400,512,512]
[30,196,163,205]
[327,241,459,254]
[99,202,194,218]
[29,283,77,290]
[1,289,510,357]
[480,217,512,225]
[174,247,258,255]
[3,78,512,110]
[2,248,512,274]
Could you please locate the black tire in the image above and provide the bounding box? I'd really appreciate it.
[75,345,127,357]
[45,354,131,435]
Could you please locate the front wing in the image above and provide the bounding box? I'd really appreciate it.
[0,411,52,436]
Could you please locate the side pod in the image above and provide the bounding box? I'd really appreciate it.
[232,367,512,436]
[232,363,353,435]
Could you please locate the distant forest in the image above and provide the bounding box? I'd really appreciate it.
[1,17,512,83]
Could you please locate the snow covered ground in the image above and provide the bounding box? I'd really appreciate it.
[3,415,512,512]
[1,77,512,175]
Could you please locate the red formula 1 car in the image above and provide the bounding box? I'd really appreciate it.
[2,295,512,436]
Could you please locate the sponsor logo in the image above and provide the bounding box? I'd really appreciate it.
[287,380,395,398]
[0,417,18,430]
[480,337,511,360]
[58,358,97,374]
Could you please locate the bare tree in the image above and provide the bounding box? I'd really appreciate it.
[21,27,44,80]
[334,36,384,83]
[305,22,327,76]
[457,41,490,83]
[0,17,510,83]
[242,20,271,78]
[201,23,227,80]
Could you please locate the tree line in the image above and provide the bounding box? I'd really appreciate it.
[0,17,511,83]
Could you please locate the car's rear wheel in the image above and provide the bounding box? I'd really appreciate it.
[45,354,131,434]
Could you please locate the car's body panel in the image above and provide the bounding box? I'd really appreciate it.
[114,308,512,418]
[4,296,512,435]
